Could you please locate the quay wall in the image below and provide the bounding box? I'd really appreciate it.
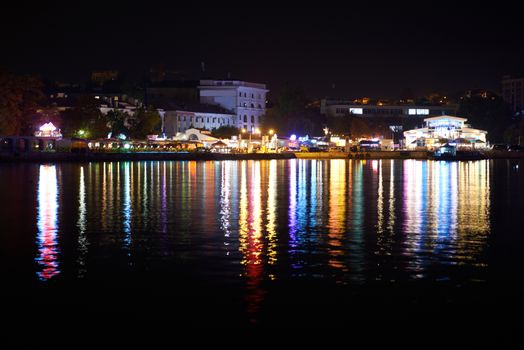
[2,150,524,162]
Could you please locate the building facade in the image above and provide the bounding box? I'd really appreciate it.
[320,98,457,118]
[198,80,268,132]
[404,116,487,149]
[163,109,236,138]
[502,76,524,114]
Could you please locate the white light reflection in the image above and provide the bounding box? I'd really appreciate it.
[77,166,88,278]
[122,162,131,250]
[36,165,60,281]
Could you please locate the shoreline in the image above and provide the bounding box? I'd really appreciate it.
[1,150,524,162]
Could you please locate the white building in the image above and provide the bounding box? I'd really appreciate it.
[320,98,457,118]
[198,80,268,132]
[162,104,236,138]
[404,115,487,149]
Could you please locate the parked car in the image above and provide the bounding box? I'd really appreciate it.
[491,144,508,151]
[508,145,524,152]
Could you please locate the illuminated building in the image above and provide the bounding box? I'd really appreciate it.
[502,75,524,114]
[198,80,268,132]
[403,115,487,150]
[161,104,236,137]
[320,98,456,118]
[34,122,62,138]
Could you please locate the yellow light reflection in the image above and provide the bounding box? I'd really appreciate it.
[328,159,346,270]
[266,159,277,266]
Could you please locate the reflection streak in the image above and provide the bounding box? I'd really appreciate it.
[36,165,60,281]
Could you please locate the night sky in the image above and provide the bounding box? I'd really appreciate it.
[2,2,522,98]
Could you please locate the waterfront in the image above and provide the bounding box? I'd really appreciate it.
[1,159,524,333]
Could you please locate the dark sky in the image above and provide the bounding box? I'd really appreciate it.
[2,2,523,99]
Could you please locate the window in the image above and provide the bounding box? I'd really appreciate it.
[244,115,247,122]
[251,115,255,123]
[213,118,216,123]
[250,103,254,108]
[243,102,247,107]
[239,92,242,97]
[408,108,429,115]
[207,117,210,123]
[183,116,186,121]
[258,104,262,108]
[251,93,254,98]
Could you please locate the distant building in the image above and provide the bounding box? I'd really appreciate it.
[198,80,268,131]
[146,80,200,105]
[502,75,524,114]
[404,115,487,150]
[161,103,236,138]
[320,98,457,118]
[91,70,119,86]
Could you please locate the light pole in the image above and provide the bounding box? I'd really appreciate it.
[268,129,274,152]
[239,128,246,152]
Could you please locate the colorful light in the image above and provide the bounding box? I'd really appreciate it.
[39,122,57,132]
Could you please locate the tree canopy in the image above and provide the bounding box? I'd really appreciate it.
[457,95,513,142]
[129,107,161,139]
[210,125,240,138]
[0,70,45,135]
[60,96,106,138]
[261,86,324,137]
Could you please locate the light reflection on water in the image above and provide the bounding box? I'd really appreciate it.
[33,159,493,288]
[36,165,60,281]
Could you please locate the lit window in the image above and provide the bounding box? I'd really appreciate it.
[408,109,417,115]
[417,109,429,115]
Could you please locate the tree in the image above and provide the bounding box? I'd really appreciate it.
[457,95,513,142]
[106,109,131,137]
[129,107,161,139]
[261,85,325,136]
[504,119,524,145]
[0,70,45,135]
[61,95,107,138]
[211,125,240,138]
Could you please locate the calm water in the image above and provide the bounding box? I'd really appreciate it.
[1,159,524,331]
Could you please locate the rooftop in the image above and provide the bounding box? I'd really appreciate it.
[158,101,234,115]
[199,80,267,90]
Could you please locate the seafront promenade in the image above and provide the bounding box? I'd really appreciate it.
[1,150,524,162]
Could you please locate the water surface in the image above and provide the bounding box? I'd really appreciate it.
[1,159,523,329]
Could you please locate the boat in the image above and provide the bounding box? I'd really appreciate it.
[430,143,486,160]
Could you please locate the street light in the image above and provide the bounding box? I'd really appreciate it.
[239,128,247,152]
[269,129,274,136]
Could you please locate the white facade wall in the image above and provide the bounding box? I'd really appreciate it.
[198,80,268,132]
[163,110,236,137]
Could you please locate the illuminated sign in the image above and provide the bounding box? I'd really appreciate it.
[349,108,363,114]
